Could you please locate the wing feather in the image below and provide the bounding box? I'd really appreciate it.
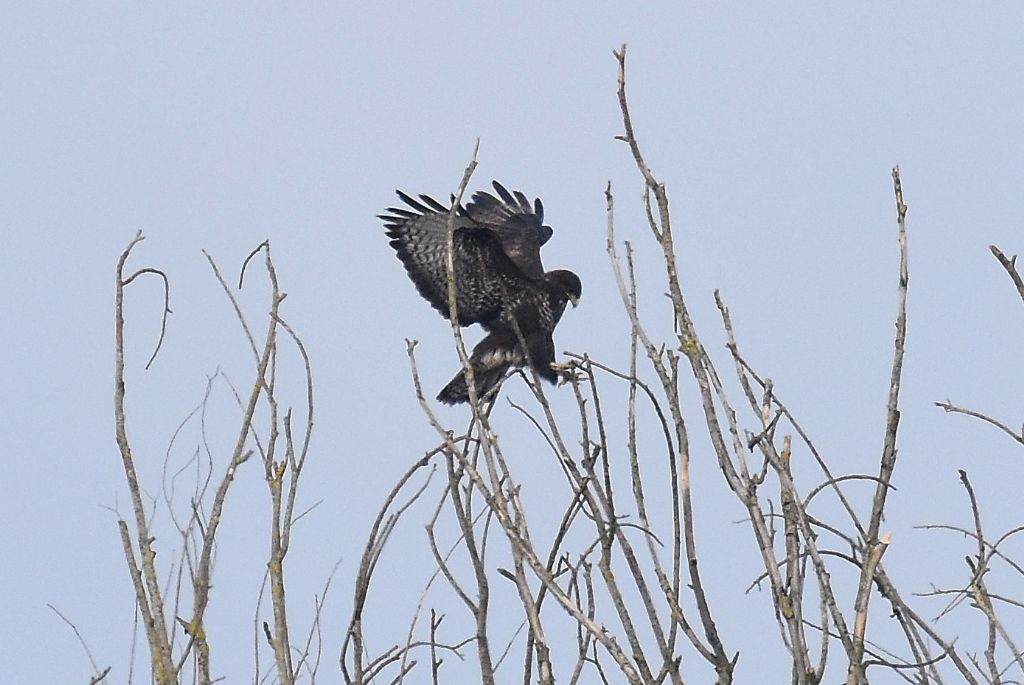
[419,194,448,213]
[465,181,552,278]
[383,191,525,325]
[383,181,583,404]
[383,183,574,347]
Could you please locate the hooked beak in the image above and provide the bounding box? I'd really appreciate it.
[569,294,580,308]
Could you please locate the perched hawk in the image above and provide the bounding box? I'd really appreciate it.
[382,181,582,404]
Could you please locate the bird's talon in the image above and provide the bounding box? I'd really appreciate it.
[551,361,578,385]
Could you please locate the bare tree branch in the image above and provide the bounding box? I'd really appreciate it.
[990,244,1024,306]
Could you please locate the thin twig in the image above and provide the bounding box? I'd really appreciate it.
[990,244,1024,306]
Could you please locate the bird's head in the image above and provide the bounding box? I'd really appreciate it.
[550,270,582,308]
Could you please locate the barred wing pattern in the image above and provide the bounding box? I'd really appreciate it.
[465,182,553,279]
[381,192,515,326]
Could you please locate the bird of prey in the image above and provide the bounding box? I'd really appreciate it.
[382,181,582,404]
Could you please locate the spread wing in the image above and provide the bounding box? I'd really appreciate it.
[465,181,553,279]
[382,191,528,326]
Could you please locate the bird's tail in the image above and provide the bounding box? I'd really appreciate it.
[436,365,507,405]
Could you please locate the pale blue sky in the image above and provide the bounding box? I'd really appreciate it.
[4,4,1024,682]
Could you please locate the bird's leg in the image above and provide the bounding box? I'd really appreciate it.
[550,360,580,385]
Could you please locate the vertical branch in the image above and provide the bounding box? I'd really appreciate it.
[776,435,814,681]
[847,534,890,684]
[848,167,909,684]
[212,242,309,684]
[865,166,909,542]
[255,243,295,684]
[442,450,497,684]
[430,609,443,685]
[278,314,316,553]
[433,143,505,684]
[612,44,734,683]
[959,470,1024,678]
[114,231,176,684]
[445,140,484,410]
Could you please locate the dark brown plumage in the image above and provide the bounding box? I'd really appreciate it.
[382,181,581,404]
